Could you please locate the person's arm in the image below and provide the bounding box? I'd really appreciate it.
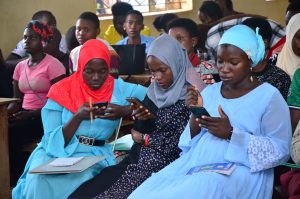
[97,78,147,120]
[7,80,23,115]
[50,74,66,85]
[7,79,41,120]
[48,58,67,85]
[62,104,90,145]
[41,99,97,154]
[185,85,204,138]
[225,91,291,172]
[290,108,300,133]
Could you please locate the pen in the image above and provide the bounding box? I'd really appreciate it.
[89,97,93,123]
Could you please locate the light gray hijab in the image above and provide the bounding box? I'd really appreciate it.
[147,34,206,109]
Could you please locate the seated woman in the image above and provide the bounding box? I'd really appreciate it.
[69,34,205,199]
[12,39,147,199]
[280,66,300,198]
[275,13,300,78]
[116,10,155,53]
[7,20,66,184]
[129,25,291,199]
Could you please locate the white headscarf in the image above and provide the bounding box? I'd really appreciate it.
[276,13,300,78]
[147,34,206,109]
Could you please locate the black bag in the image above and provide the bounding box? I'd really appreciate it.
[111,44,146,75]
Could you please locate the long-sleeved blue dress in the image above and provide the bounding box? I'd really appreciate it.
[129,82,292,199]
[12,78,147,199]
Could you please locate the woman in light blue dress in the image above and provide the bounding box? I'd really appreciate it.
[12,39,147,199]
[129,25,292,199]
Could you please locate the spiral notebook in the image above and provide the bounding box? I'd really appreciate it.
[28,156,105,174]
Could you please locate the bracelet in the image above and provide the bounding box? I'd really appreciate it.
[144,134,149,147]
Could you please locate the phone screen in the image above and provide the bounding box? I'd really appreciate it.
[126,97,143,108]
[189,106,210,118]
[93,102,108,108]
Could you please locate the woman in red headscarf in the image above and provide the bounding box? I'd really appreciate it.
[12,39,147,199]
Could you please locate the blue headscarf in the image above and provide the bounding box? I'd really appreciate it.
[218,25,265,67]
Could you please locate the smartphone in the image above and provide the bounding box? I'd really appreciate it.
[93,101,108,108]
[189,105,210,118]
[126,97,144,108]
[212,73,221,82]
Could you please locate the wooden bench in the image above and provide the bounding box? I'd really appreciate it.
[0,98,20,199]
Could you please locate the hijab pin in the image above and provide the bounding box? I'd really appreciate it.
[246,48,252,60]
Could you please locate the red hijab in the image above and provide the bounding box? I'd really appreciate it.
[48,39,114,113]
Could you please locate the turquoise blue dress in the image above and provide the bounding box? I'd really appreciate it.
[129,82,292,199]
[12,78,147,199]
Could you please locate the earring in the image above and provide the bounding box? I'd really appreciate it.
[250,67,253,82]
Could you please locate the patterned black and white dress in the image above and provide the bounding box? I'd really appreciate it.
[253,63,291,100]
[94,98,190,199]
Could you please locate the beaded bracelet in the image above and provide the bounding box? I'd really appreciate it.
[144,134,149,147]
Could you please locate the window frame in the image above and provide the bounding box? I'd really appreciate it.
[96,0,193,20]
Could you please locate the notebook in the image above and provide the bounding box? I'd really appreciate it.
[49,157,84,167]
[28,156,105,174]
[111,44,146,75]
[187,162,236,175]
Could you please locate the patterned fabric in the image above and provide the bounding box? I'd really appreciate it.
[248,135,284,172]
[288,68,300,109]
[94,100,190,199]
[253,63,291,100]
[205,17,285,63]
[26,20,53,45]
[194,61,218,84]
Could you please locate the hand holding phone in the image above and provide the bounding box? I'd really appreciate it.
[126,97,155,120]
[126,97,144,109]
[93,102,108,108]
[189,105,210,118]
[93,102,108,116]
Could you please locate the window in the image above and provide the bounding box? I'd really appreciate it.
[96,0,193,19]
